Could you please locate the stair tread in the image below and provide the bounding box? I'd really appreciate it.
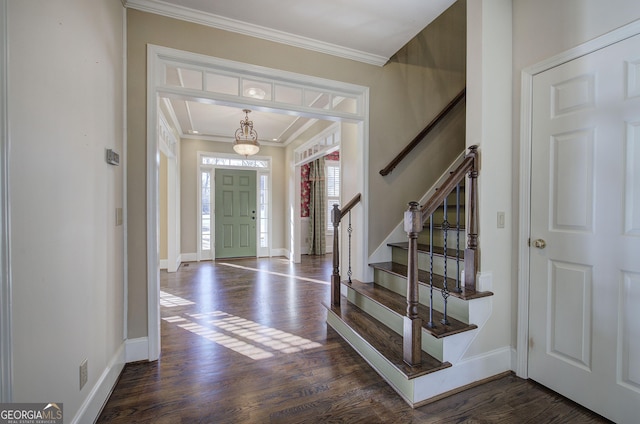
[388,242,464,259]
[346,280,477,338]
[369,261,493,300]
[326,297,452,379]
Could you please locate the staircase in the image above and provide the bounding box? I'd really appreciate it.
[325,146,495,408]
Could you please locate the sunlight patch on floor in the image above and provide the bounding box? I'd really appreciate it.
[160,294,322,360]
[197,311,322,353]
[177,320,274,360]
[218,262,330,286]
[160,291,195,307]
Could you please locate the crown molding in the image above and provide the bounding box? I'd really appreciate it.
[123,0,387,66]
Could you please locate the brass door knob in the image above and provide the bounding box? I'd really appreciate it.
[533,239,546,249]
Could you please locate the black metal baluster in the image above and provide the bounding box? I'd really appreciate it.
[427,214,435,328]
[441,197,450,326]
[455,183,462,293]
[347,210,353,284]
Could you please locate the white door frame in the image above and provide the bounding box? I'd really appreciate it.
[292,123,341,263]
[158,112,179,273]
[197,153,272,261]
[516,20,640,378]
[146,45,369,361]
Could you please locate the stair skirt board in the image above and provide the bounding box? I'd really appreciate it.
[326,309,417,406]
[327,307,511,408]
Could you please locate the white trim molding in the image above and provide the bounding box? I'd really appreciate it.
[71,343,125,424]
[125,337,150,363]
[123,0,388,66]
[146,45,370,361]
[146,46,162,361]
[0,0,12,403]
[180,253,197,263]
[516,18,640,379]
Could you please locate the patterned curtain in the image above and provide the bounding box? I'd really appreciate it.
[308,157,326,255]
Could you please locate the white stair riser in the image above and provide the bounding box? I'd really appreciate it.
[373,269,470,323]
[417,227,467,249]
[346,286,444,361]
[391,248,464,281]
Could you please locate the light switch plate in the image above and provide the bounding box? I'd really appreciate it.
[116,208,123,226]
[497,211,505,228]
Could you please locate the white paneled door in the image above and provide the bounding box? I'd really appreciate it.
[529,33,640,423]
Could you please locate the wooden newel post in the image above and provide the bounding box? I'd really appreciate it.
[403,201,422,366]
[331,204,341,306]
[464,145,479,292]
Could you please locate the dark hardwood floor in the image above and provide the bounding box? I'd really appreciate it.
[98,255,609,423]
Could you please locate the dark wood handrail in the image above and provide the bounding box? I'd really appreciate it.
[379,88,466,177]
[420,148,475,224]
[337,193,362,219]
[420,145,478,293]
[331,193,362,306]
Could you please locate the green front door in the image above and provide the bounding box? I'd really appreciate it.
[215,169,257,259]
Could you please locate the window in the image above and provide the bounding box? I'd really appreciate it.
[201,170,211,251]
[259,174,269,248]
[326,161,340,231]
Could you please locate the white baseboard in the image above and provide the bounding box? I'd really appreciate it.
[70,342,125,424]
[125,337,149,363]
[181,253,197,262]
[159,259,168,269]
[413,346,512,405]
[510,346,517,372]
[183,251,289,261]
[270,248,289,258]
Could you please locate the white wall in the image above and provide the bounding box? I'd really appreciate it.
[463,0,513,358]
[511,0,640,347]
[0,0,11,403]
[512,0,640,171]
[7,0,125,422]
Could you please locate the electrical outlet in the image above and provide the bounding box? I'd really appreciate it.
[79,359,88,390]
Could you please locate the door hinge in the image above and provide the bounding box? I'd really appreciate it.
[527,238,531,247]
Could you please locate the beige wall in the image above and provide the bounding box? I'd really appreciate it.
[8,0,125,420]
[127,2,466,337]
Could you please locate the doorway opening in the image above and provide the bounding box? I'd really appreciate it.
[146,45,369,361]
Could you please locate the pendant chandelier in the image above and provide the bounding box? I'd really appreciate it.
[233,109,260,157]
